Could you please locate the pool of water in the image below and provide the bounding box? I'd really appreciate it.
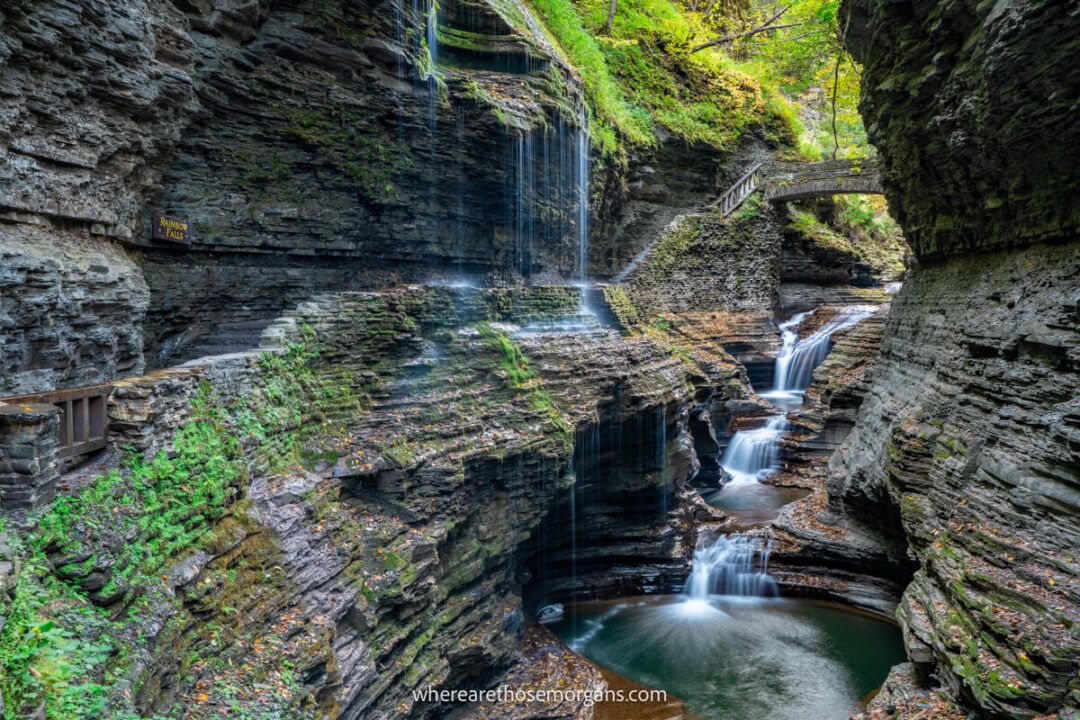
[549,595,906,720]
[701,483,811,529]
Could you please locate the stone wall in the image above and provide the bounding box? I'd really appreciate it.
[3,284,717,717]
[623,197,782,316]
[830,1,1080,715]
[0,402,60,510]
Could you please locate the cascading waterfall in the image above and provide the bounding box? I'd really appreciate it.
[425,0,438,63]
[771,305,878,395]
[720,305,878,488]
[504,108,591,278]
[719,416,789,485]
[685,534,778,601]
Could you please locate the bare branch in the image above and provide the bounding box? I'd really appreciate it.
[752,29,827,44]
[691,21,804,52]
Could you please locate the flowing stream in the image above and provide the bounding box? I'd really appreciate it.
[765,305,878,403]
[707,304,879,528]
[718,305,879,490]
[541,304,901,719]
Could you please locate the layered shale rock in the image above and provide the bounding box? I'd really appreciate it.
[844,0,1080,260]
[0,225,149,395]
[814,1,1080,716]
[828,244,1080,718]
[14,286,722,719]
[0,0,594,382]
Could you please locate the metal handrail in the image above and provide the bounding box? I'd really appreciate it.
[2,384,113,459]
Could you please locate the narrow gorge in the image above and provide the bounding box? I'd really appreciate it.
[0,0,1076,719]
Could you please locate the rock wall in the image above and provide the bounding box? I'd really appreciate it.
[0,0,596,386]
[831,1,1080,716]
[0,225,148,395]
[622,195,781,316]
[9,285,722,719]
[844,0,1080,260]
[828,244,1080,718]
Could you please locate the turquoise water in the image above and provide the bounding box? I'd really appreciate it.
[549,595,906,720]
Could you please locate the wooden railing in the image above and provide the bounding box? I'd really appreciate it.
[2,384,112,459]
[709,161,763,216]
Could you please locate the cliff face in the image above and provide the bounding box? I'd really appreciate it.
[0,0,594,388]
[844,0,1080,260]
[2,286,734,719]
[831,1,1080,717]
[0,0,746,392]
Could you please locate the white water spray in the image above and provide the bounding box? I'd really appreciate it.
[719,416,789,485]
[772,305,878,394]
[685,534,778,601]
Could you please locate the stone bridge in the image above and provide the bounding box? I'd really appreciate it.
[762,159,882,202]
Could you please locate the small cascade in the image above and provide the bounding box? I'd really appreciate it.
[719,415,789,485]
[771,305,878,395]
[515,288,601,335]
[685,534,778,600]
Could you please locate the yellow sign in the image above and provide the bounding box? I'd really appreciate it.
[151,214,192,244]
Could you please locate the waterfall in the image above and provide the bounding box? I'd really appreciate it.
[719,415,789,485]
[577,107,590,280]
[772,305,878,394]
[510,131,536,274]
[426,0,439,64]
[685,534,778,600]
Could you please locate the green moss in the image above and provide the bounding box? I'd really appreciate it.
[0,337,352,719]
[602,285,642,332]
[281,98,413,202]
[476,323,572,436]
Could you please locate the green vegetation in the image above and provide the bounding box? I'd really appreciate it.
[522,0,870,159]
[525,0,796,155]
[477,323,571,434]
[788,195,906,276]
[726,0,868,158]
[283,98,413,202]
[0,337,351,719]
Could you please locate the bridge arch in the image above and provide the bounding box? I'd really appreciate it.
[762,159,883,203]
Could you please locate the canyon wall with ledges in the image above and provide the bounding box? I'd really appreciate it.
[826,1,1080,717]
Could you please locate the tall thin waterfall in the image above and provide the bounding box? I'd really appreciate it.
[772,305,878,394]
[685,534,778,600]
[577,107,590,280]
[719,416,789,485]
[425,0,439,63]
[505,109,592,278]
